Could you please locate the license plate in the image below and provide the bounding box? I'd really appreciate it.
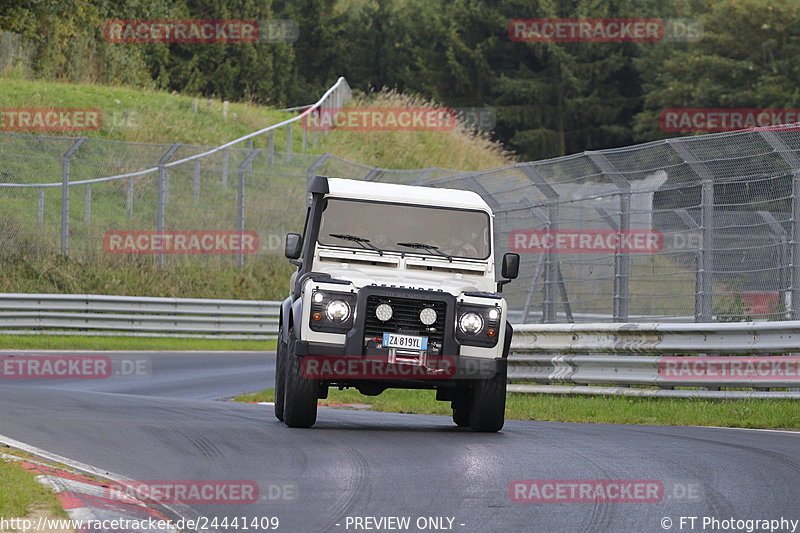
[383,333,428,351]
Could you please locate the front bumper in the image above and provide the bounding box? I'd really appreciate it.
[295,339,505,380]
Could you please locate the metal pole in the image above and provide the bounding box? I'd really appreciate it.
[126,177,133,217]
[286,125,293,162]
[268,132,275,166]
[587,152,631,321]
[517,163,560,323]
[193,159,201,205]
[84,186,91,223]
[222,148,229,191]
[793,172,800,319]
[60,137,87,255]
[668,139,716,322]
[302,127,308,153]
[37,188,44,225]
[156,143,182,267]
[700,178,714,321]
[237,149,261,268]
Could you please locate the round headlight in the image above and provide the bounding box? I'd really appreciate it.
[488,308,500,321]
[419,307,437,326]
[313,292,325,303]
[375,303,393,321]
[459,312,483,335]
[326,300,350,322]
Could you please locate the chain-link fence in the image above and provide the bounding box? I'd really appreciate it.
[2,82,799,323]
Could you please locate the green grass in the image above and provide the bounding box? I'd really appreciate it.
[0,334,276,351]
[0,456,66,519]
[236,388,800,430]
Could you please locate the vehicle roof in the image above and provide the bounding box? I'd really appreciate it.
[326,177,492,212]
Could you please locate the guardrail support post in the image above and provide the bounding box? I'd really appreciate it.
[60,137,87,255]
[237,149,261,268]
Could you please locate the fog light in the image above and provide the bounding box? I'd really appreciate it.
[375,303,393,321]
[419,307,437,326]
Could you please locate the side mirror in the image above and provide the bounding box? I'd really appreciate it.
[285,233,302,260]
[497,252,520,292]
[501,252,520,280]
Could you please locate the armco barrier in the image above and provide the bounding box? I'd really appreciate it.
[0,293,279,339]
[508,321,800,398]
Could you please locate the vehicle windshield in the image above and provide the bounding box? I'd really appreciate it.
[318,197,491,260]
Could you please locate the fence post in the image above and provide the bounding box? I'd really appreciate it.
[60,137,87,255]
[84,186,91,223]
[222,148,229,191]
[37,188,44,225]
[193,159,201,205]
[156,143,182,267]
[518,163,560,322]
[126,177,133,217]
[286,125,293,162]
[237,149,261,268]
[669,139,715,321]
[268,132,275,166]
[587,152,631,322]
[758,131,800,319]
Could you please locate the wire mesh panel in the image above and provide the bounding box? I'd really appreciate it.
[2,99,800,323]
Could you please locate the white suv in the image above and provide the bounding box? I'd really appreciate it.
[275,176,519,431]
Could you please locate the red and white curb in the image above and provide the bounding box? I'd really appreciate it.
[0,434,199,533]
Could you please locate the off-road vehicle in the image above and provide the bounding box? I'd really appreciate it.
[275,176,518,432]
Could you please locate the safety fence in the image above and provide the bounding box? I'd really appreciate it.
[2,78,800,323]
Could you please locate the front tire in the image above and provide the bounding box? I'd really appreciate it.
[282,328,319,428]
[468,369,507,432]
[273,335,287,421]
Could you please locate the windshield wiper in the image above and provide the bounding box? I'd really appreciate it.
[329,233,384,255]
[396,242,453,262]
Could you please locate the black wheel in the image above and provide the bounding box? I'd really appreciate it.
[452,405,471,427]
[452,387,472,427]
[468,369,507,433]
[282,328,319,428]
[273,334,287,421]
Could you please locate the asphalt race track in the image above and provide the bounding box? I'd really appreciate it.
[1,351,799,532]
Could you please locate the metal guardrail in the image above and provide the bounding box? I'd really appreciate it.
[4,294,799,397]
[0,294,279,339]
[508,322,800,398]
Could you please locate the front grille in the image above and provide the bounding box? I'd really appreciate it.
[364,295,448,344]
